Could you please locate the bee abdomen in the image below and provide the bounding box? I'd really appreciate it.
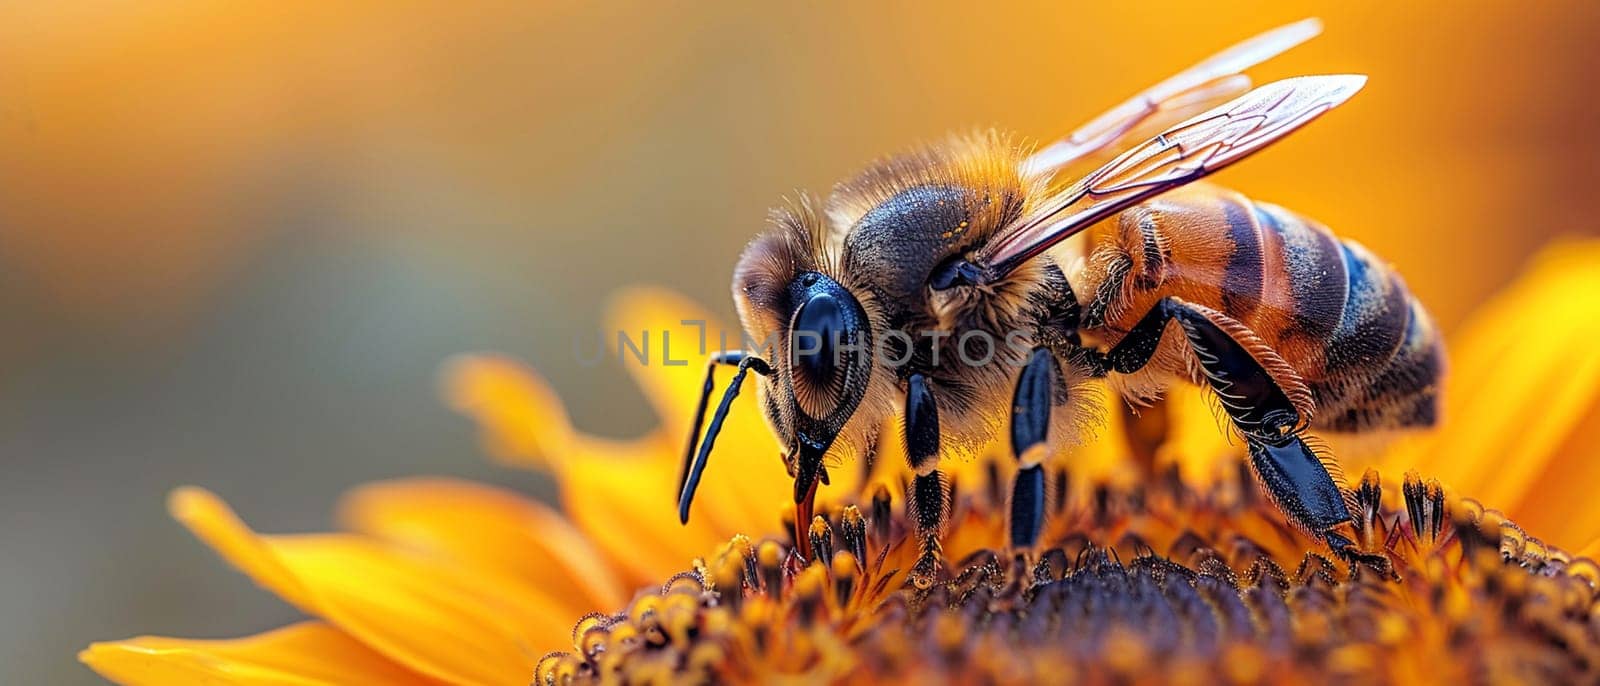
[1316,295,1444,431]
[1254,202,1443,432]
[1324,240,1410,374]
[1088,191,1444,433]
[1254,203,1346,342]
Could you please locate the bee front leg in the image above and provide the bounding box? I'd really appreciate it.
[676,351,773,524]
[904,373,947,589]
[1099,298,1377,567]
[1008,347,1061,551]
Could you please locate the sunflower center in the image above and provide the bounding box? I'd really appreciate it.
[539,463,1600,684]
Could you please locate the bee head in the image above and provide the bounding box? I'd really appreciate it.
[729,208,880,528]
[768,270,872,543]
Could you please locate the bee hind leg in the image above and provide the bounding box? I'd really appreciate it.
[1096,297,1381,568]
[904,373,948,589]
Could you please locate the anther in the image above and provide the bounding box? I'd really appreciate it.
[1453,500,1501,560]
[731,534,760,589]
[792,564,828,624]
[831,551,859,607]
[870,484,893,543]
[1356,469,1383,547]
[712,551,746,613]
[1403,471,1447,545]
[628,594,662,627]
[757,540,784,597]
[840,505,867,571]
[659,593,700,647]
[809,515,834,568]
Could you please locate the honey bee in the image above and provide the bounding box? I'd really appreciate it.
[675,19,1443,584]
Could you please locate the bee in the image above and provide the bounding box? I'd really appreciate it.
[675,19,1443,584]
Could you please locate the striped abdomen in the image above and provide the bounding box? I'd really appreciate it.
[1083,183,1444,433]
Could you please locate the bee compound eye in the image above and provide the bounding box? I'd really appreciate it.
[791,293,842,391]
[784,271,871,425]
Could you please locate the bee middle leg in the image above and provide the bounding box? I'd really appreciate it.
[904,373,948,588]
[1094,297,1379,566]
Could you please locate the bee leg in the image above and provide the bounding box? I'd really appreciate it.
[904,373,948,589]
[677,351,773,524]
[1245,434,1380,569]
[1098,298,1373,565]
[1008,347,1060,551]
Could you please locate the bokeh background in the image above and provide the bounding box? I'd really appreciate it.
[2,2,1597,683]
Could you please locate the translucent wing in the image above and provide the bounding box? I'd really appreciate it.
[982,75,1366,279]
[1023,18,1323,178]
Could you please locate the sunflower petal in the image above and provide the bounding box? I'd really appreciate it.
[557,442,741,582]
[1579,535,1600,561]
[1502,384,1600,547]
[1387,240,1600,544]
[80,621,428,686]
[338,477,628,613]
[170,487,569,685]
[1152,384,1241,484]
[441,356,733,582]
[441,353,594,469]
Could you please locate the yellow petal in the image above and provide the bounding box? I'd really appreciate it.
[1387,240,1600,536]
[170,487,570,685]
[442,356,733,582]
[81,621,429,686]
[440,353,596,469]
[558,440,742,582]
[1153,384,1241,485]
[1578,535,1600,561]
[338,477,627,613]
[1502,387,1600,547]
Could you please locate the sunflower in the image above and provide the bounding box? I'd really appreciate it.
[82,241,1600,685]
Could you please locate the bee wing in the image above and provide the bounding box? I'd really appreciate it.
[982,75,1365,278]
[1024,18,1322,178]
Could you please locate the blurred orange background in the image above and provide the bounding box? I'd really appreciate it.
[1,3,1596,683]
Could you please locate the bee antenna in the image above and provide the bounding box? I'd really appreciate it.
[678,354,772,524]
